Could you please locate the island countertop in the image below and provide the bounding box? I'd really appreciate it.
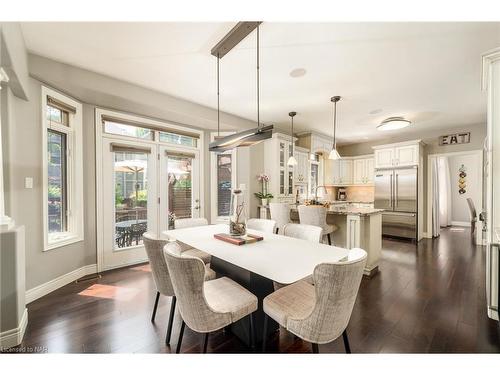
[290,205,383,216]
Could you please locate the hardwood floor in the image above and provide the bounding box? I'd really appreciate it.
[9,227,500,353]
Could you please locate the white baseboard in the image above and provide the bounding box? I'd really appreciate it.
[0,308,28,349]
[451,221,471,227]
[26,264,97,304]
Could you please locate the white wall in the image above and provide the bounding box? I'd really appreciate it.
[447,152,482,225]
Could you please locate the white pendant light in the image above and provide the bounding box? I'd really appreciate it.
[329,96,342,160]
[377,116,411,131]
[287,111,298,166]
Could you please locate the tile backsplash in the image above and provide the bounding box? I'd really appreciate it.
[326,186,375,202]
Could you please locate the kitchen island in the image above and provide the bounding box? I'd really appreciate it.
[290,205,383,277]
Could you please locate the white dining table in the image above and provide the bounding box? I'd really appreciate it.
[163,223,350,285]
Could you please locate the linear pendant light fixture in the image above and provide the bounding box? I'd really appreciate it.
[209,22,273,152]
[287,111,298,166]
[329,96,342,160]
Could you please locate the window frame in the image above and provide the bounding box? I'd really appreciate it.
[210,132,237,224]
[42,86,84,251]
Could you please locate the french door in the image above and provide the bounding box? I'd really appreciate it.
[158,146,200,232]
[100,140,200,270]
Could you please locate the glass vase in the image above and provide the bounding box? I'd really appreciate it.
[229,188,247,237]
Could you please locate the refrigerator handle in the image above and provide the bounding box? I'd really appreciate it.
[390,173,394,209]
[394,173,398,209]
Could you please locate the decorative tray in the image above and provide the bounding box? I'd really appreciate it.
[214,233,263,246]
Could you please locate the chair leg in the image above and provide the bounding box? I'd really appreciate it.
[151,291,160,322]
[262,314,269,353]
[202,332,209,353]
[165,296,176,345]
[312,343,319,353]
[342,329,351,354]
[327,233,332,246]
[176,320,186,354]
[249,313,256,350]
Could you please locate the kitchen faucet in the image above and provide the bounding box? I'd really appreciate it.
[314,185,328,202]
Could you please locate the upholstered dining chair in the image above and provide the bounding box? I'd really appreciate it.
[247,218,277,234]
[269,202,291,234]
[143,233,216,345]
[262,248,367,353]
[168,217,211,264]
[282,223,322,243]
[164,242,258,353]
[298,205,338,245]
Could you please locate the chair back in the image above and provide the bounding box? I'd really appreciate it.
[282,223,322,243]
[287,248,367,344]
[269,203,291,233]
[246,218,276,234]
[163,243,231,332]
[175,217,209,229]
[466,198,477,221]
[298,205,327,228]
[143,233,175,297]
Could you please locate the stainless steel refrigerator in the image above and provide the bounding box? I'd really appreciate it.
[374,167,418,240]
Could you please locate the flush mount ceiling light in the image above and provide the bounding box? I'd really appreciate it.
[377,116,411,131]
[209,22,273,152]
[287,111,298,166]
[289,68,306,78]
[328,96,342,160]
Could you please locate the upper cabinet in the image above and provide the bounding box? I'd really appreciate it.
[294,147,309,185]
[263,133,296,202]
[353,157,375,185]
[327,155,373,186]
[373,141,422,169]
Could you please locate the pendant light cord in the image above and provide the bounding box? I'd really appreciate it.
[291,115,294,154]
[217,53,220,137]
[257,25,260,130]
[333,100,337,149]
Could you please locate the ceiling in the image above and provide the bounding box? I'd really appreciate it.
[20,22,500,144]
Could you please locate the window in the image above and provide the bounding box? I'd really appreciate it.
[159,131,197,147]
[42,87,84,250]
[104,121,153,140]
[210,133,237,223]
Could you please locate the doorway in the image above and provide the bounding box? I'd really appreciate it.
[428,150,483,244]
[96,109,203,271]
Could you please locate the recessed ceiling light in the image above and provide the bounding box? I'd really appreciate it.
[377,117,412,131]
[290,68,306,78]
[369,108,383,115]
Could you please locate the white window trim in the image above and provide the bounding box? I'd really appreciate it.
[95,107,205,272]
[42,86,84,251]
[210,132,237,224]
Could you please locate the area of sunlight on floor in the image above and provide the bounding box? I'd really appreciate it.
[78,284,141,301]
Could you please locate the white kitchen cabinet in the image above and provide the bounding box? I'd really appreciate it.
[328,156,374,186]
[264,133,296,202]
[374,148,394,169]
[394,144,419,167]
[365,158,375,184]
[373,141,421,169]
[353,159,365,184]
[294,147,309,185]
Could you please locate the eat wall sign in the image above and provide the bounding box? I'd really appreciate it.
[439,132,471,146]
